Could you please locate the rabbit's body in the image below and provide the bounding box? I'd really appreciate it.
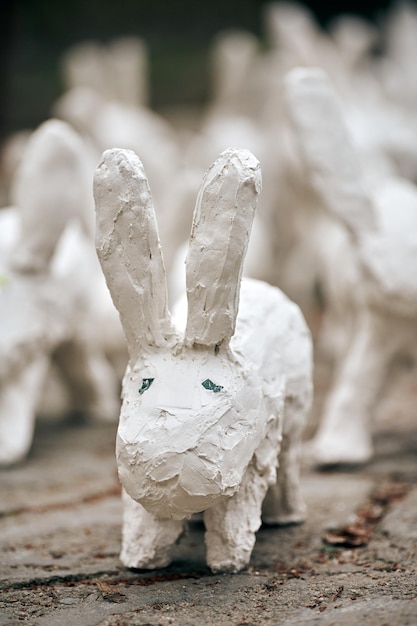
[118,277,311,522]
[94,147,312,573]
[0,273,72,381]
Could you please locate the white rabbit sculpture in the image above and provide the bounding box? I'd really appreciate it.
[94,146,312,573]
[0,119,119,466]
[286,67,417,465]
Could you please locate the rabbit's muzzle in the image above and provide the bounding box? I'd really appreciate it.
[117,435,241,520]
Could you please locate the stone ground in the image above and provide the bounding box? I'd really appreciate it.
[1,321,417,626]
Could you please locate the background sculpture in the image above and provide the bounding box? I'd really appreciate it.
[286,67,417,465]
[0,119,120,466]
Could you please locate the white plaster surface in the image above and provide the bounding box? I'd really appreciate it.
[94,146,313,573]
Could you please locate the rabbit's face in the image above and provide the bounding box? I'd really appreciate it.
[116,346,265,519]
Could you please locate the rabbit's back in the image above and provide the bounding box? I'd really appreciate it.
[360,179,417,316]
[234,278,312,401]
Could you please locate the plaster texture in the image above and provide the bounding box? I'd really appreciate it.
[93,147,313,573]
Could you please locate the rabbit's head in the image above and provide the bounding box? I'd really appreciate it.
[94,147,265,520]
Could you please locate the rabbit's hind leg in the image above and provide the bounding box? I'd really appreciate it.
[120,489,184,570]
[204,462,271,573]
[262,395,308,525]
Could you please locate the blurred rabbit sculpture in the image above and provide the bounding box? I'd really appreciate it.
[286,67,417,465]
[94,147,313,573]
[0,119,119,466]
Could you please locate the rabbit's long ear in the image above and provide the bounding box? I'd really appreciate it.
[10,119,86,273]
[94,148,177,359]
[185,148,261,349]
[285,67,376,240]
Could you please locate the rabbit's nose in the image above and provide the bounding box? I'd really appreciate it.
[156,405,193,417]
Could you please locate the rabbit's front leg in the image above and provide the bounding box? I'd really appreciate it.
[0,354,49,466]
[120,489,184,569]
[310,309,402,466]
[204,462,271,573]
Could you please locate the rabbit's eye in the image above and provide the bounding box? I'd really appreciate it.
[139,378,154,394]
[201,379,223,393]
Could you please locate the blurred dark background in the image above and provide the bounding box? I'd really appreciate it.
[0,0,397,139]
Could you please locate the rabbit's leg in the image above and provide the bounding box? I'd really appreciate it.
[0,355,49,466]
[120,489,184,569]
[310,309,401,466]
[204,462,271,573]
[262,396,308,525]
[53,336,120,422]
